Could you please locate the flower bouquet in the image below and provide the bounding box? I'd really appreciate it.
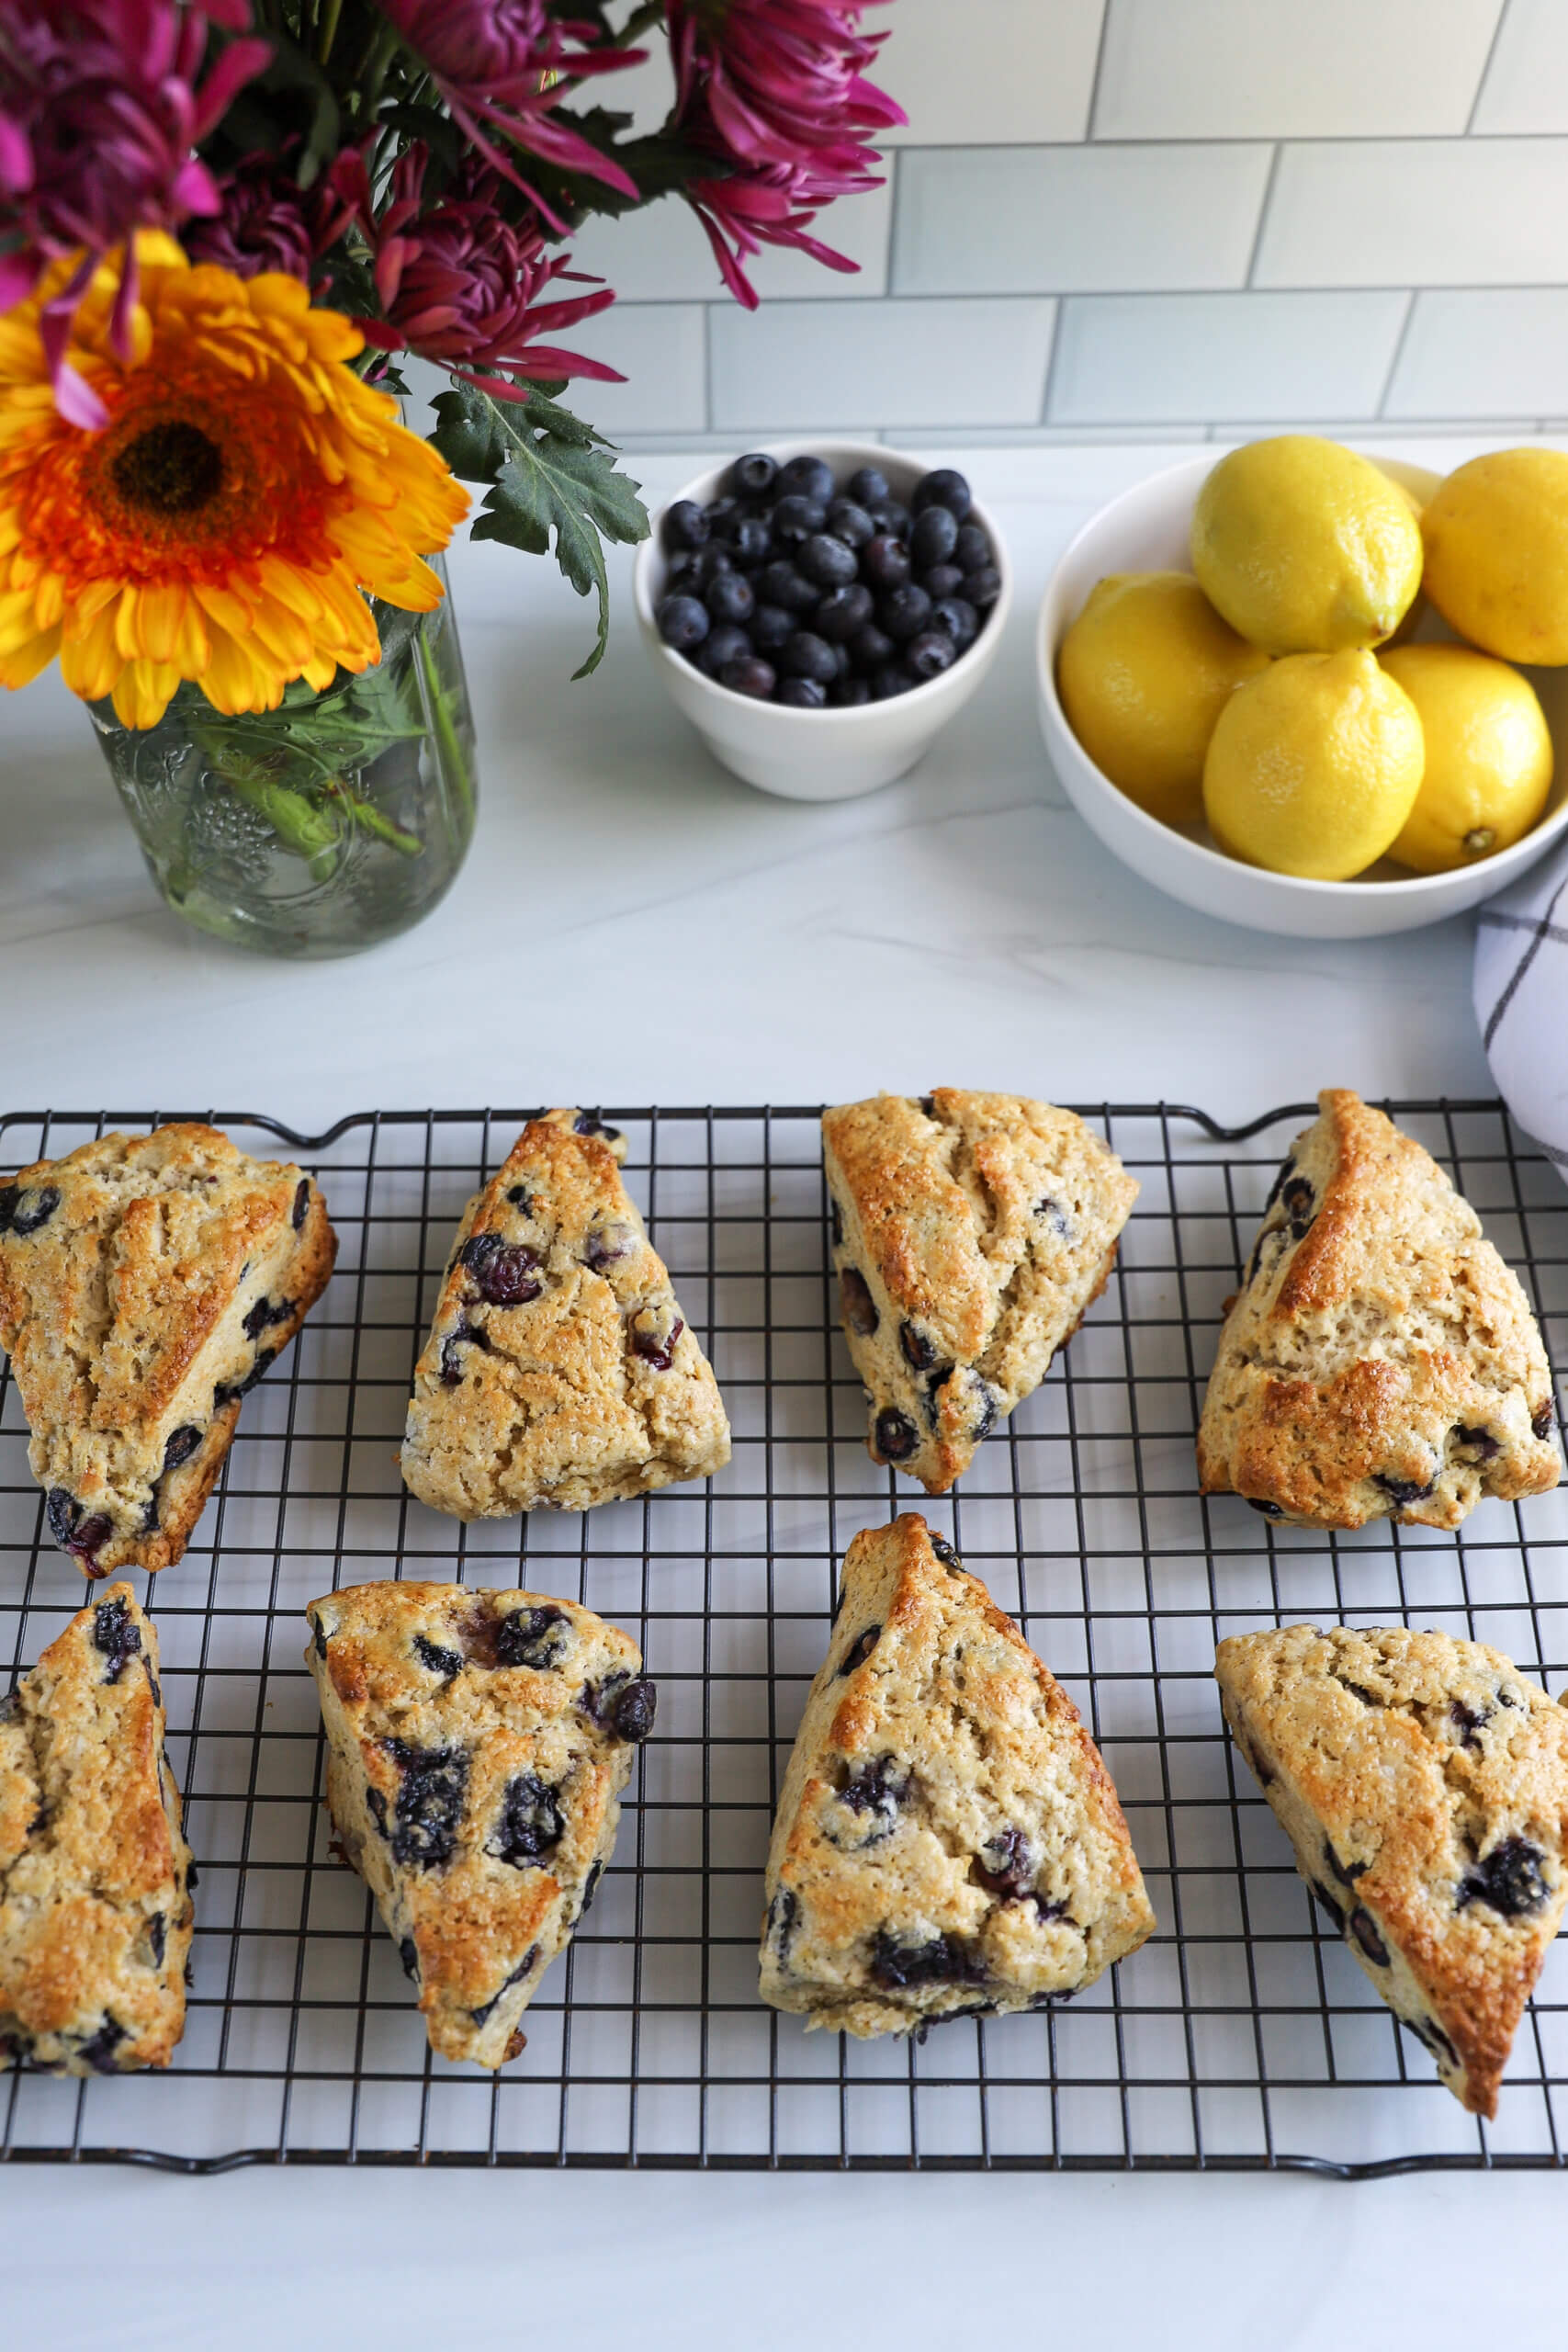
[0,0,903,954]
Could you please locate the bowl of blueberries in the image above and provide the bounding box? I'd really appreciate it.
[634,440,1010,799]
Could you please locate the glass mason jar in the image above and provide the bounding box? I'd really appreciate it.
[90,558,477,957]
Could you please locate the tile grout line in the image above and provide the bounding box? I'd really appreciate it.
[1376,289,1421,419]
[1084,0,1115,141]
[1037,300,1065,426]
[1244,144,1284,288]
[1466,0,1515,135]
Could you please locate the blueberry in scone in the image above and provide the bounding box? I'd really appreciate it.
[1198,1090,1561,1531]
[759,1515,1155,2036]
[0,1124,336,1577]
[400,1109,730,1517]
[1,1584,195,2074]
[307,1580,654,2067]
[822,1091,1138,1493]
[1216,1623,1568,2116]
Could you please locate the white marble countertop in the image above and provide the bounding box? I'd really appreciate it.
[2,439,1555,2350]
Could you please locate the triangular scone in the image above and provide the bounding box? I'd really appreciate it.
[0,1125,336,1576]
[1199,1090,1560,1531]
[307,1580,655,2067]
[400,1109,730,1517]
[1216,1623,1568,2117]
[822,1091,1138,1492]
[760,1515,1154,2036]
[2,1585,194,2073]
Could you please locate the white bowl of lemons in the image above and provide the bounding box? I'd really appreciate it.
[1037,439,1568,939]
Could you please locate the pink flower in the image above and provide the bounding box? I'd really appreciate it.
[184,145,355,287]
[347,147,623,401]
[378,0,643,229]
[0,0,269,422]
[668,0,904,306]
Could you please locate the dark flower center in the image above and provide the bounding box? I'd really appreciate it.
[111,421,225,517]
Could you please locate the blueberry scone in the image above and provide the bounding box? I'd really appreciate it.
[0,1125,336,1576]
[1217,1623,1568,2116]
[400,1110,730,1517]
[759,1514,1154,2035]
[1198,1091,1560,1531]
[2,1585,195,2074]
[822,1091,1138,1492]
[307,1579,655,2067]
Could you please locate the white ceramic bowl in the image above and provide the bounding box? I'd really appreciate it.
[1036,451,1568,939]
[634,439,1012,799]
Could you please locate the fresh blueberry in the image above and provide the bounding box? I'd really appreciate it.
[383,1740,469,1871]
[777,453,835,504]
[459,1234,543,1308]
[719,654,777,699]
[489,1771,565,1867]
[757,559,819,615]
[1457,1837,1549,1917]
[703,494,739,533]
[688,543,734,589]
[782,631,837,685]
[291,1179,310,1231]
[872,665,916,700]
[697,622,750,678]
[906,628,956,682]
[880,584,932,643]
[494,1603,571,1671]
[910,503,959,568]
[862,534,911,592]
[831,640,852,680]
[705,570,755,626]
[163,1424,202,1472]
[413,1634,463,1681]
[773,492,827,546]
[779,677,827,707]
[930,596,979,648]
[732,451,779,497]
[912,468,972,522]
[729,514,772,568]
[874,1407,918,1460]
[93,1596,141,1684]
[656,593,709,653]
[831,677,872,707]
[953,522,990,574]
[840,1626,880,1674]
[825,498,875,548]
[870,1928,984,1991]
[965,565,1003,610]
[919,563,965,603]
[798,532,858,590]
[849,623,896,673]
[664,549,696,585]
[840,1266,878,1336]
[750,602,795,652]
[814,582,874,642]
[870,499,912,539]
[847,465,889,507]
[662,498,708,551]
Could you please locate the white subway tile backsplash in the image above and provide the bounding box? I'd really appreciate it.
[1048,291,1407,423]
[892,142,1270,295]
[1256,138,1568,286]
[570,186,892,305]
[1471,0,1568,133]
[562,305,707,436]
[879,0,1106,145]
[710,298,1055,431]
[1093,0,1502,139]
[1384,287,1568,415]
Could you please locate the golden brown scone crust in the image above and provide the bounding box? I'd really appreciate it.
[307,1580,654,2068]
[822,1091,1138,1493]
[0,1125,336,1576]
[400,1110,729,1518]
[1,1585,194,2073]
[759,1515,1154,2035]
[1198,1090,1560,1531]
[1216,1623,1568,2118]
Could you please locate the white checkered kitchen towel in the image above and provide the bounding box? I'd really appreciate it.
[1474,836,1568,1182]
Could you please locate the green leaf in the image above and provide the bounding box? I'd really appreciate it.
[430,383,649,678]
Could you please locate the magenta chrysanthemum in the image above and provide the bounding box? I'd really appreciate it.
[345,146,622,401]
[0,0,270,421]
[183,145,355,288]
[377,0,643,230]
[668,0,904,306]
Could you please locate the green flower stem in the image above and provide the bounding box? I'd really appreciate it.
[418,629,474,828]
[316,0,344,64]
[221,766,342,883]
[323,781,423,857]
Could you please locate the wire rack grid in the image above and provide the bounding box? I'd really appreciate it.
[1,1098,1566,2179]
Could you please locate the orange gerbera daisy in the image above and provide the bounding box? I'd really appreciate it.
[0,233,470,729]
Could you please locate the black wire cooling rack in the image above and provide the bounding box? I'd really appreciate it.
[2,1100,1566,2178]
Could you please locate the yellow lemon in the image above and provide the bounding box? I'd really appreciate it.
[1191,435,1423,655]
[1055,571,1270,826]
[1381,643,1553,873]
[1421,447,1568,664]
[1203,649,1424,879]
